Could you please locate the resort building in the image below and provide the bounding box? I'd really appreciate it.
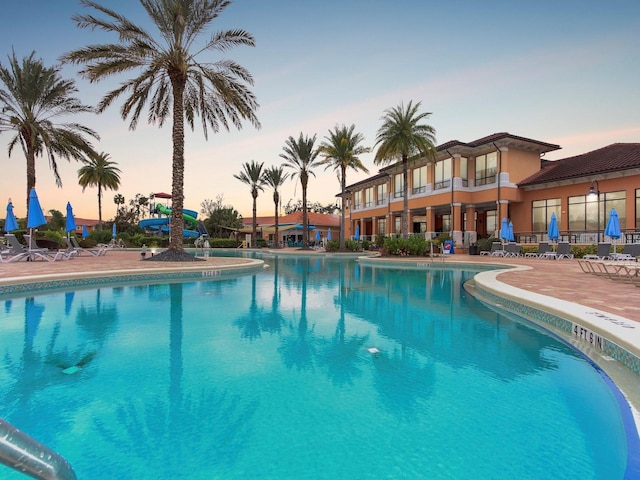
[241,211,340,247]
[344,134,640,248]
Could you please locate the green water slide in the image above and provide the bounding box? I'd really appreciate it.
[155,204,198,228]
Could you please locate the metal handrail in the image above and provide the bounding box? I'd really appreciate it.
[0,418,77,480]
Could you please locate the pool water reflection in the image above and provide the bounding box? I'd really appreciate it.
[0,255,633,479]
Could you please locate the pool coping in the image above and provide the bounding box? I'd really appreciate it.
[0,258,265,297]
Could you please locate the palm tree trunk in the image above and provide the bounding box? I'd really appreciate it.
[169,78,186,251]
[97,184,103,229]
[26,148,36,215]
[273,191,280,248]
[252,192,257,247]
[402,155,409,237]
[301,178,308,248]
[340,165,346,250]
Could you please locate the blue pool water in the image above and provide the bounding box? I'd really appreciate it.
[0,254,635,479]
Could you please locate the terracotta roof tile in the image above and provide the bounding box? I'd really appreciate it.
[519,143,640,186]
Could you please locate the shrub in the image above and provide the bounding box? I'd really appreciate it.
[325,240,340,252]
[209,238,240,248]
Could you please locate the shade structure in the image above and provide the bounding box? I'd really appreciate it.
[4,201,18,233]
[355,224,360,240]
[507,221,514,242]
[112,223,117,238]
[547,213,559,242]
[82,225,89,238]
[315,228,321,242]
[26,188,46,230]
[327,228,332,241]
[65,202,76,236]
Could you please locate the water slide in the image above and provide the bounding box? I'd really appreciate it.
[139,205,200,238]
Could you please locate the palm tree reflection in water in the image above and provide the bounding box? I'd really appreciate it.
[93,283,258,478]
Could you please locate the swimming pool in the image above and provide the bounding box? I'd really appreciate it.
[0,254,636,479]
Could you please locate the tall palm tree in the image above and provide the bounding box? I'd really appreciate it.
[280,133,321,249]
[263,166,288,248]
[318,124,370,249]
[62,0,260,254]
[233,160,265,246]
[0,50,99,215]
[78,152,121,229]
[374,101,436,237]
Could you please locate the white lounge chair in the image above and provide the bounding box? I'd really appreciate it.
[69,236,107,256]
[24,235,74,262]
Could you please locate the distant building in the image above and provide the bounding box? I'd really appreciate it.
[343,134,640,246]
[241,212,340,247]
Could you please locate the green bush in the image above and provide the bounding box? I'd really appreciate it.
[325,240,340,252]
[39,230,65,248]
[345,239,358,251]
[381,236,428,256]
[209,238,241,248]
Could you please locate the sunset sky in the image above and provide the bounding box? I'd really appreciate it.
[1,0,639,222]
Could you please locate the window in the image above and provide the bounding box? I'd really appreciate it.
[377,183,387,205]
[486,210,497,235]
[568,191,625,231]
[441,214,451,233]
[377,218,386,235]
[353,190,362,210]
[459,157,468,187]
[394,216,402,233]
[434,158,451,190]
[364,187,373,207]
[475,152,497,186]
[412,166,427,194]
[394,174,404,198]
[531,198,561,232]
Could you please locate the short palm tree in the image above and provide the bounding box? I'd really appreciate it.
[263,166,289,248]
[0,50,99,215]
[62,0,260,254]
[374,101,436,237]
[280,133,321,249]
[318,124,370,249]
[78,152,122,229]
[234,160,265,246]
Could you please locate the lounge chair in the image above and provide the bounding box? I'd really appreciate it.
[485,242,504,257]
[611,243,639,261]
[504,242,522,257]
[555,242,574,260]
[525,242,550,258]
[69,236,107,256]
[584,243,612,261]
[24,235,73,262]
[0,236,29,262]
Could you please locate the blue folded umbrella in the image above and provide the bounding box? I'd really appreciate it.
[4,201,18,232]
[65,202,76,235]
[27,188,46,230]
